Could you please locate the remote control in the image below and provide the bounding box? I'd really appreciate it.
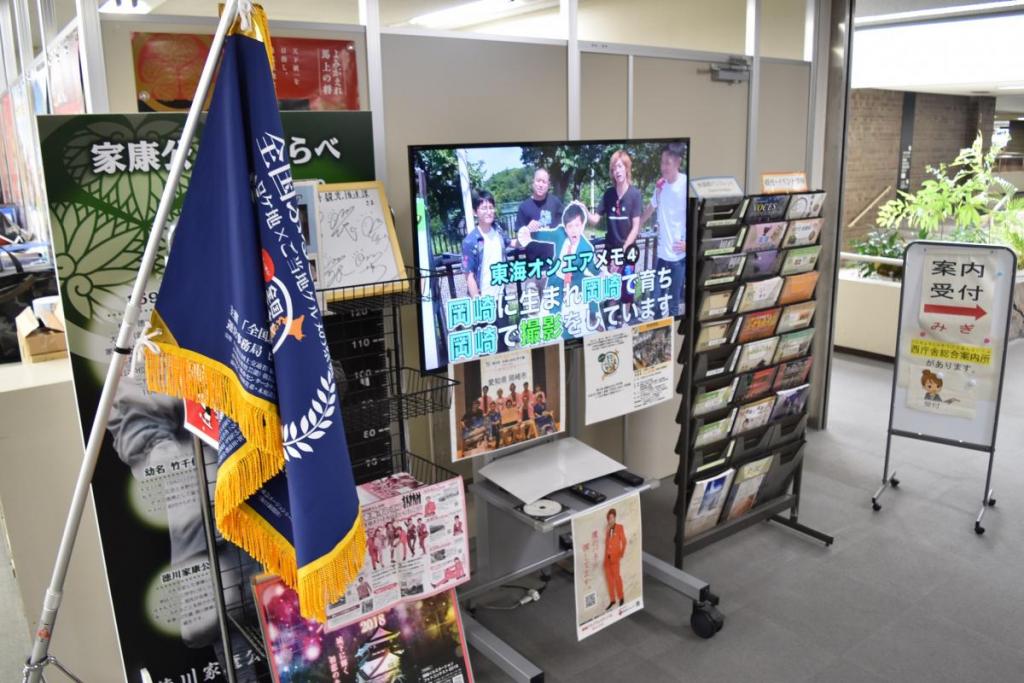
[569,483,606,504]
[610,469,644,487]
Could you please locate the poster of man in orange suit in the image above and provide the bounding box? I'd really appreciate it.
[572,492,644,640]
[604,508,627,608]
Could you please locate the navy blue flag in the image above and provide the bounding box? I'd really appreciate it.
[145,10,364,622]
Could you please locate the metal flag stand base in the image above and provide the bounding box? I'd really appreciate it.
[22,3,242,681]
[872,430,998,535]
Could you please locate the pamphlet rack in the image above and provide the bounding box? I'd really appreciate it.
[190,266,459,682]
[673,190,834,567]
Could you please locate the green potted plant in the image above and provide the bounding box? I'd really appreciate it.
[840,132,1024,356]
[867,132,1024,263]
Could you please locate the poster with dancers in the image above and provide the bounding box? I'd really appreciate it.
[326,476,470,630]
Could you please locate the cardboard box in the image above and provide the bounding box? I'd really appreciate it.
[16,305,67,363]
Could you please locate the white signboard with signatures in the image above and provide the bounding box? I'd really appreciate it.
[315,180,408,299]
[893,242,1016,447]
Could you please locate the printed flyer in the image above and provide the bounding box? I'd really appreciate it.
[685,469,735,539]
[722,455,775,521]
[572,492,644,640]
[782,218,824,247]
[737,367,778,402]
[327,477,471,630]
[784,191,825,220]
[255,578,474,683]
[778,271,820,305]
[584,317,675,425]
[693,379,738,417]
[741,221,787,252]
[732,396,776,435]
[696,319,734,352]
[449,342,565,460]
[694,411,736,448]
[774,357,813,391]
[698,288,736,320]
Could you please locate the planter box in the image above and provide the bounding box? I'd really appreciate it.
[835,267,1024,359]
[835,268,901,358]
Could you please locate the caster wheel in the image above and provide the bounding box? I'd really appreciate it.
[706,591,721,607]
[988,498,996,507]
[691,602,724,639]
[889,477,900,488]
[975,522,985,535]
[872,500,882,512]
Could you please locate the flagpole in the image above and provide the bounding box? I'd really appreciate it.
[24,2,242,681]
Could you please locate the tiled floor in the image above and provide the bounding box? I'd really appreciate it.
[468,345,1024,682]
[2,346,1022,682]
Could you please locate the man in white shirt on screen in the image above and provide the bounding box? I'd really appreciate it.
[643,142,688,317]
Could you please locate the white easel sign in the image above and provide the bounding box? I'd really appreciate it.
[892,242,1016,447]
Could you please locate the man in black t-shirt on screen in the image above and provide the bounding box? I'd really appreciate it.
[515,168,563,291]
[516,168,563,235]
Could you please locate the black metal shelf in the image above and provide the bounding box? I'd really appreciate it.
[319,266,427,313]
[336,364,457,434]
[674,190,833,568]
[681,494,796,555]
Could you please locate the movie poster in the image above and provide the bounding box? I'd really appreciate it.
[132,33,360,112]
[41,111,373,682]
[327,477,470,629]
[449,342,565,460]
[572,492,644,640]
[412,140,689,371]
[255,579,474,683]
[583,317,674,425]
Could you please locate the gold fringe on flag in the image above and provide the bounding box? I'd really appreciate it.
[144,323,366,621]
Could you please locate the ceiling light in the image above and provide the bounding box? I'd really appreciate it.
[855,0,1024,26]
[98,0,152,14]
[997,84,1024,90]
[409,0,557,30]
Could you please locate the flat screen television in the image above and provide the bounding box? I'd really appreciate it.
[410,138,690,371]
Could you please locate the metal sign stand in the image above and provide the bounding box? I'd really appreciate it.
[22,3,241,681]
[871,241,1016,535]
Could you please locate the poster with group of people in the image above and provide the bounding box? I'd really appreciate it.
[327,477,471,630]
[413,138,690,371]
[449,341,565,460]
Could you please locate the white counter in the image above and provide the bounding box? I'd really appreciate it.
[0,358,123,681]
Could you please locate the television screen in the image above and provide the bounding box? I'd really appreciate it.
[410,138,690,371]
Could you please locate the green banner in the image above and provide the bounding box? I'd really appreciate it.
[40,110,373,682]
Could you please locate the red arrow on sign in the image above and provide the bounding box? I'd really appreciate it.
[923,303,987,319]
